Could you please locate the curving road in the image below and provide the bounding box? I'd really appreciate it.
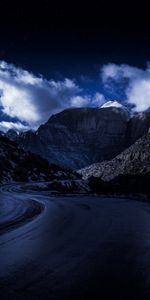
[1,184,150,299]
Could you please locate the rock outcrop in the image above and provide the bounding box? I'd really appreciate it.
[79,133,150,181]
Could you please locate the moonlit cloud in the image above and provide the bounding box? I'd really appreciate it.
[0,61,81,130]
[70,93,106,108]
[101,63,150,112]
[0,61,107,132]
[0,121,30,133]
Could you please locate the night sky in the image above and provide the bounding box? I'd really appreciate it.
[0,1,149,74]
[0,0,150,131]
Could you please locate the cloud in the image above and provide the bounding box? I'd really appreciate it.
[70,93,106,107]
[0,121,30,133]
[101,63,150,112]
[0,61,82,130]
[0,61,107,131]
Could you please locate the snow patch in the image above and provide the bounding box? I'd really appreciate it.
[101,100,124,109]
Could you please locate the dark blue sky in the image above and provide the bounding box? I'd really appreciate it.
[0,0,150,78]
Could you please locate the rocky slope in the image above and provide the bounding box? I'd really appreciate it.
[0,136,50,183]
[17,106,129,169]
[79,133,150,181]
[0,135,81,186]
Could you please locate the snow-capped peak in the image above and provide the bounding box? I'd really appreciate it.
[101,100,124,109]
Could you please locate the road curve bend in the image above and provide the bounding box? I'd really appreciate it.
[1,184,150,299]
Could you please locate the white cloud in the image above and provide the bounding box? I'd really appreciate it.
[70,95,90,107]
[70,93,106,108]
[0,121,30,133]
[0,61,81,129]
[101,100,124,108]
[101,63,150,112]
[0,61,107,132]
[94,93,106,106]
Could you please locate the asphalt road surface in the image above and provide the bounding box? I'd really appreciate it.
[1,184,150,299]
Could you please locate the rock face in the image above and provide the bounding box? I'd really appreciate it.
[126,111,150,145]
[79,133,150,181]
[18,107,129,169]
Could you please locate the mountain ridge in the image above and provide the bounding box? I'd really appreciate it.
[4,106,150,171]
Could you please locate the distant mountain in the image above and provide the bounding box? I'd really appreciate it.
[0,135,79,185]
[4,106,150,171]
[16,106,129,169]
[79,132,150,181]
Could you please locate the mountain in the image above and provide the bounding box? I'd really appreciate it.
[0,136,49,183]
[79,132,150,181]
[5,106,150,171]
[2,106,150,195]
[0,135,79,184]
[5,129,18,141]
[0,135,89,193]
[17,106,129,169]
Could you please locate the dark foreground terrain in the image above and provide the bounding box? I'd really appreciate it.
[1,184,150,299]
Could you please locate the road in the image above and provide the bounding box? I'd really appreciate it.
[1,184,150,299]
